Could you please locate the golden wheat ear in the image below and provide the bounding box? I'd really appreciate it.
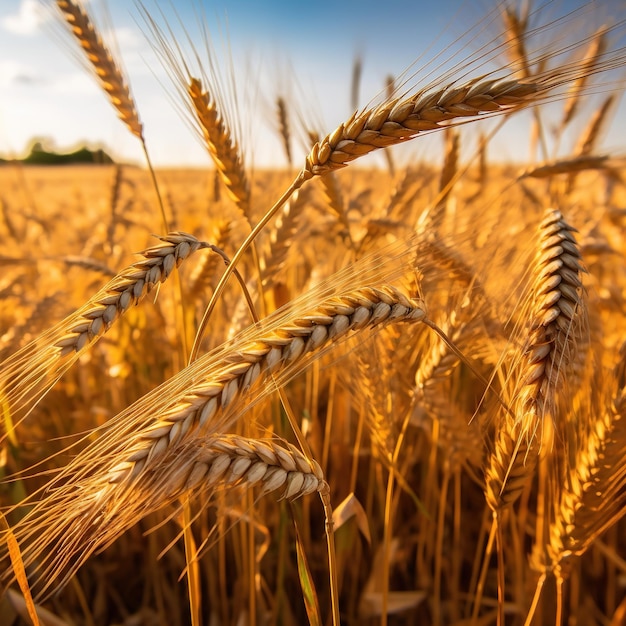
[545,343,626,572]
[0,233,208,438]
[55,0,143,141]
[3,283,427,597]
[484,208,586,512]
[139,12,252,226]
[5,434,326,599]
[187,77,251,221]
[275,96,293,168]
[54,0,171,230]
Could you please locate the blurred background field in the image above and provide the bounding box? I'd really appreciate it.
[1,1,626,625]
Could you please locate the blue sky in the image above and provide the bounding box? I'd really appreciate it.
[0,0,624,167]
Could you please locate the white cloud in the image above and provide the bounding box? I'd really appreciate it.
[106,26,144,51]
[0,60,39,87]
[50,71,100,96]
[2,0,48,36]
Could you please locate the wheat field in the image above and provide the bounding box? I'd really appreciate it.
[1,1,626,625]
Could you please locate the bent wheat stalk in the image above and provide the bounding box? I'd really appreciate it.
[0,232,208,436]
[3,278,427,596]
[9,433,326,595]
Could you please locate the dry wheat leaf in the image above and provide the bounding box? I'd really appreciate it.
[331,492,371,544]
[359,591,427,618]
[1,512,40,626]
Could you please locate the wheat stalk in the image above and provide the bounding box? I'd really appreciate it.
[0,232,208,433]
[2,280,427,592]
[55,0,143,140]
[6,433,326,596]
[546,347,626,571]
[188,77,251,220]
[484,209,586,511]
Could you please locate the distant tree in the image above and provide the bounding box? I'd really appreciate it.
[21,142,114,165]
[0,139,115,166]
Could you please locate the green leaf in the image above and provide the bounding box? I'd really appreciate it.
[293,519,322,626]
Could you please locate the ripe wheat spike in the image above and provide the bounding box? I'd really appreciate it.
[55,0,144,140]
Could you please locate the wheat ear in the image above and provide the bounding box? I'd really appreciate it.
[561,25,609,128]
[0,232,208,432]
[484,209,586,511]
[111,285,427,485]
[188,77,251,219]
[520,155,613,179]
[574,94,615,157]
[187,221,233,298]
[4,284,425,595]
[319,172,351,235]
[7,434,326,597]
[55,0,171,230]
[501,2,531,79]
[55,0,143,140]
[260,188,310,289]
[193,51,623,356]
[546,347,626,571]
[276,96,293,168]
[431,127,459,226]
